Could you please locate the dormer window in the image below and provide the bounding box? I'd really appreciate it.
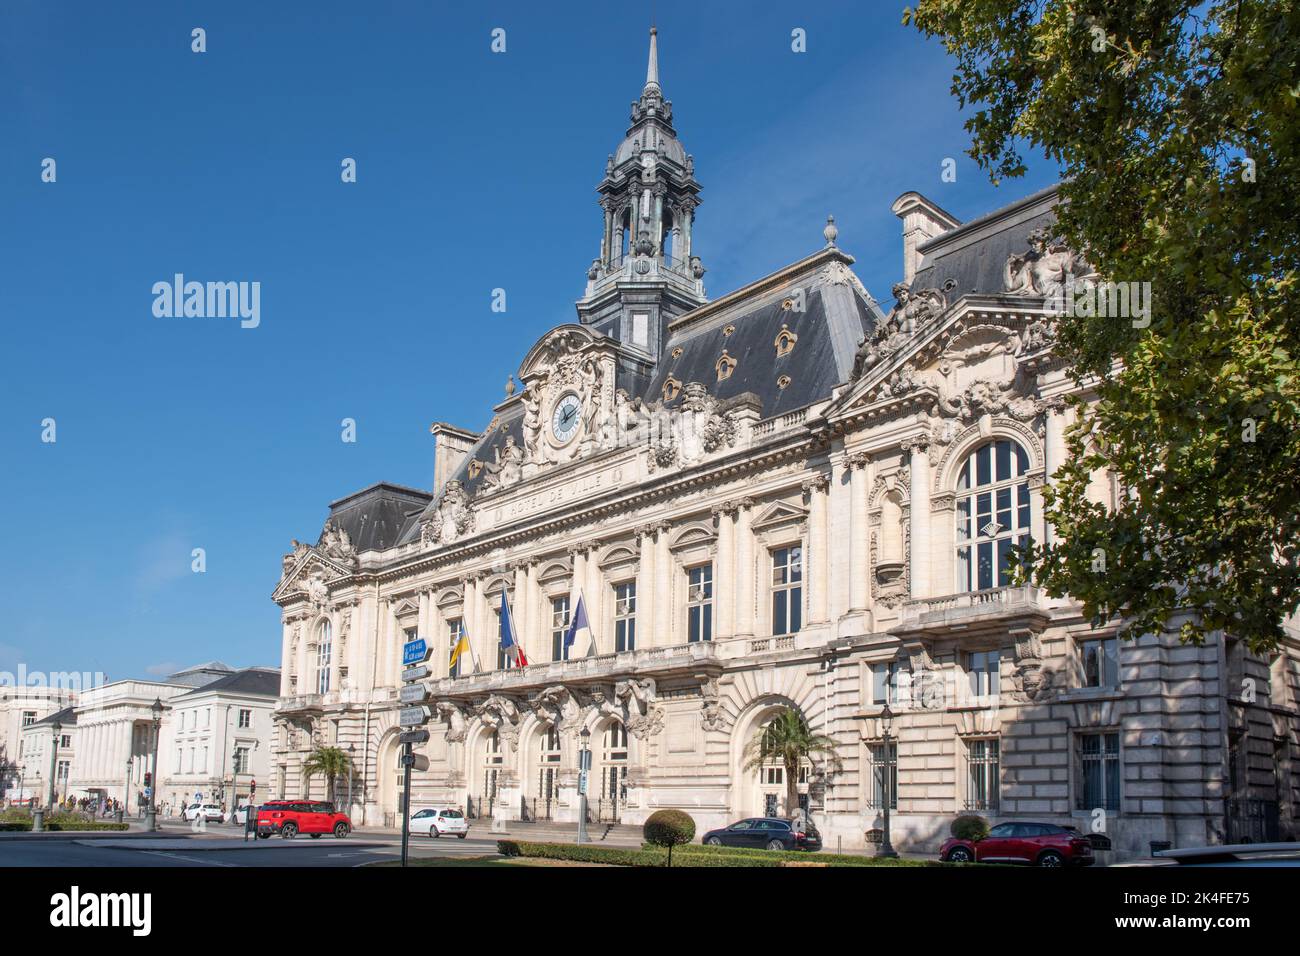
[662,376,682,402]
[715,350,737,382]
[775,324,798,357]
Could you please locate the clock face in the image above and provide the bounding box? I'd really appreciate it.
[551,393,583,444]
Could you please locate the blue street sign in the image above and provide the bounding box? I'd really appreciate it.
[402,637,429,666]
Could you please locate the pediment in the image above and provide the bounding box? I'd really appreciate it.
[752,500,808,531]
[273,549,354,604]
[825,298,1057,425]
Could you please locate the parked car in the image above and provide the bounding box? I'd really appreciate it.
[255,800,352,839]
[940,821,1094,866]
[184,803,224,824]
[409,807,470,839]
[1148,842,1300,867]
[230,805,254,825]
[701,817,822,851]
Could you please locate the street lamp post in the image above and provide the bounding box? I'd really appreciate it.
[855,703,899,859]
[346,743,355,817]
[47,720,62,809]
[577,727,591,844]
[146,697,164,832]
[124,756,133,820]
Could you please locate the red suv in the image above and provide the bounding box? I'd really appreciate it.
[255,800,352,840]
[940,821,1094,866]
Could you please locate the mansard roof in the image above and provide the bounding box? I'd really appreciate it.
[174,667,281,700]
[908,184,1061,298]
[321,481,433,553]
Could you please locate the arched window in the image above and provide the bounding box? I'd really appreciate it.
[315,620,332,695]
[956,439,1031,592]
[537,728,561,816]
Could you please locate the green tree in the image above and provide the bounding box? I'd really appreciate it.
[301,746,353,808]
[742,708,842,817]
[905,0,1300,651]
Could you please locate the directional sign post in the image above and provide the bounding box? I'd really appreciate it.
[402,637,431,667]
[399,683,429,705]
[396,641,432,870]
[399,705,431,728]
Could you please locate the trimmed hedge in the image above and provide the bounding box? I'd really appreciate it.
[665,842,944,867]
[498,840,939,867]
[0,812,130,833]
[643,810,696,848]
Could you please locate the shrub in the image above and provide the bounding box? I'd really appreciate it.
[951,814,991,842]
[642,809,695,866]
[496,840,942,868]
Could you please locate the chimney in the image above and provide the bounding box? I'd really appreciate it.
[890,192,961,285]
[429,422,480,492]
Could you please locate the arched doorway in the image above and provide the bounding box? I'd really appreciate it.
[731,699,817,820]
[472,730,503,819]
[595,720,628,823]
[527,727,561,820]
[377,733,403,828]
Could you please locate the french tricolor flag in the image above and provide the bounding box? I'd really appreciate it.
[499,591,528,667]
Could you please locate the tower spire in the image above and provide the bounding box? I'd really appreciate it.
[644,26,660,93]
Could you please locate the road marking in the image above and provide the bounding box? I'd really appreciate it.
[141,850,239,868]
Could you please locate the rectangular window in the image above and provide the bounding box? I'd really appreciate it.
[56,760,70,782]
[871,661,901,705]
[868,743,897,809]
[448,617,465,677]
[60,734,71,748]
[614,582,636,653]
[687,565,713,643]
[967,650,1001,700]
[238,709,252,729]
[21,711,36,726]
[550,596,571,662]
[1076,732,1121,811]
[966,738,1000,811]
[234,747,250,775]
[176,748,183,773]
[1080,638,1119,688]
[771,546,803,636]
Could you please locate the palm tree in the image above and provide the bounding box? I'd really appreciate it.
[742,708,842,817]
[301,746,353,808]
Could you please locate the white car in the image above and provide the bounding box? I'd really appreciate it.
[410,807,469,838]
[184,803,224,823]
[231,805,254,825]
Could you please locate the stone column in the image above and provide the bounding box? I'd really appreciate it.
[654,522,672,645]
[713,503,736,639]
[602,204,613,267]
[681,200,693,260]
[827,453,853,621]
[587,545,604,641]
[462,576,480,669]
[279,621,294,697]
[908,437,932,598]
[849,452,871,612]
[734,500,756,639]
[570,549,587,657]
[636,527,656,648]
[803,475,831,624]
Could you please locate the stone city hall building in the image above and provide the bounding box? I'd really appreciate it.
[269,30,1300,858]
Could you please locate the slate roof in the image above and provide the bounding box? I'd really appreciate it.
[321,482,433,553]
[30,706,77,727]
[908,184,1060,298]
[174,667,281,700]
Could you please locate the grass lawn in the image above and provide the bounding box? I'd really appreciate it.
[368,855,605,868]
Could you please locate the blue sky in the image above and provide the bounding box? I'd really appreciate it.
[0,0,1060,682]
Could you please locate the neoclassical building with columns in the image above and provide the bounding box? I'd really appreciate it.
[269,30,1300,858]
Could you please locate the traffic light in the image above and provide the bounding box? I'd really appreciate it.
[250,779,256,794]
[144,772,152,787]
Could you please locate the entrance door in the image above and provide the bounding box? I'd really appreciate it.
[536,728,561,820]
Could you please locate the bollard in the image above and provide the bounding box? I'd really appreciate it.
[32,808,45,832]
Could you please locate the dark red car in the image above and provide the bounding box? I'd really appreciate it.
[255,800,352,839]
[940,821,1094,866]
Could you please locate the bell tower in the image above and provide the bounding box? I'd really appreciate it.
[576,27,707,363]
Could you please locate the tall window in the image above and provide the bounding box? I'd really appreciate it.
[538,729,561,806]
[482,731,503,811]
[771,546,803,636]
[551,596,571,661]
[602,723,629,807]
[687,565,713,642]
[1080,637,1119,688]
[614,583,637,653]
[448,617,465,677]
[238,708,252,729]
[868,742,897,809]
[967,650,1001,700]
[966,738,1000,810]
[1076,732,1121,810]
[956,439,1031,591]
[495,608,512,670]
[234,746,250,774]
[21,711,36,726]
[871,661,901,705]
[315,620,333,695]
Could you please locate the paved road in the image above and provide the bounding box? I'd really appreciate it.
[1,830,506,867]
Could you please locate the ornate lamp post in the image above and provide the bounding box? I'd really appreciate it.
[146,697,164,832]
[577,728,591,844]
[346,743,355,816]
[47,719,63,809]
[876,703,899,859]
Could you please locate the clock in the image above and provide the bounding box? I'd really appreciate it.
[550,392,583,444]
